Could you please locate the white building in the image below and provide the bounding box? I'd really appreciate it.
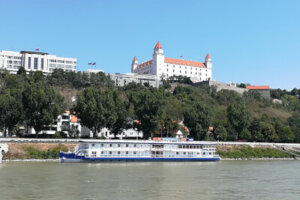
[0,50,77,74]
[109,73,160,88]
[132,42,212,82]
[85,69,104,74]
[26,111,81,136]
[98,127,143,139]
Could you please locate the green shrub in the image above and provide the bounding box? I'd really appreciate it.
[23,146,68,159]
[217,146,292,159]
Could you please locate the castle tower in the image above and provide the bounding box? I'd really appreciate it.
[152,41,165,77]
[131,56,138,72]
[205,53,212,80]
[205,53,212,69]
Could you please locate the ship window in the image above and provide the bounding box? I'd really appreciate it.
[203,152,206,155]
[92,144,95,147]
[110,144,112,147]
[176,152,179,155]
[183,152,186,155]
[134,152,136,154]
[134,144,136,147]
[118,144,120,147]
[101,144,104,147]
[126,151,128,154]
[109,151,112,154]
[101,151,104,154]
[209,152,212,155]
[118,151,120,154]
[126,144,129,147]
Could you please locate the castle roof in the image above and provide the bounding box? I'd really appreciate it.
[206,53,211,59]
[133,56,137,61]
[165,57,205,68]
[137,60,152,69]
[154,41,162,49]
[246,85,270,90]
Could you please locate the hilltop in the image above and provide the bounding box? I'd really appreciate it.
[0,68,299,143]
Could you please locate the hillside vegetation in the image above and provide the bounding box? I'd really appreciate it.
[0,68,299,143]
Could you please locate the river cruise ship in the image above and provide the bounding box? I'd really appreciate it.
[59,138,220,162]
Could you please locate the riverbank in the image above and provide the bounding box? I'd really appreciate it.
[0,138,299,161]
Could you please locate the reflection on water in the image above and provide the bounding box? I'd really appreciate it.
[0,161,299,200]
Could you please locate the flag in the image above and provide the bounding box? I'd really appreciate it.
[35,48,39,51]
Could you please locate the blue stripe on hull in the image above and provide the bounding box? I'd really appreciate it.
[82,157,220,162]
[59,153,220,162]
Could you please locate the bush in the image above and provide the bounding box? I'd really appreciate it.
[23,146,68,159]
[217,146,293,159]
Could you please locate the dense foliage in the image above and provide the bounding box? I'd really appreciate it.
[0,68,299,142]
[217,146,293,159]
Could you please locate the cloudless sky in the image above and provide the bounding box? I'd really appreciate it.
[0,0,299,89]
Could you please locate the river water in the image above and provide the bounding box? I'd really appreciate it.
[0,161,299,200]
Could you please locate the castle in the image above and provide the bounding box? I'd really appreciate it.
[131,42,212,82]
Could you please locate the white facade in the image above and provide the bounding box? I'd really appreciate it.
[85,69,104,74]
[109,72,160,88]
[132,42,212,82]
[98,127,143,139]
[0,50,77,74]
[26,111,81,136]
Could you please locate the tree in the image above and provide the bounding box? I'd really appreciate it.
[22,80,65,137]
[288,115,300,143]
[227,103,250,140]
[0,92,23,136]
[73,88,126,138]
[240,129,251,141]
[184,102,210,140]
[129,88,165,139]
[212,124,227,141]
[280,126,295,143]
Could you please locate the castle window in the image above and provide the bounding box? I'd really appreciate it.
[185,71,187,74]
[173,70,175,72]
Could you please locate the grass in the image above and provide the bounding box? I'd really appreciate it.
[217,146,293,159]
[23,146,68,159]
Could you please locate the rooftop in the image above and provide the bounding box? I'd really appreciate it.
[246,85,270,90]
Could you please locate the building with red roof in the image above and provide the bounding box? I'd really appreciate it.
[246,85,271,99]
[131,42,212,82]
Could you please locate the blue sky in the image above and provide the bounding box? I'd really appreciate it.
[0,0,299,89]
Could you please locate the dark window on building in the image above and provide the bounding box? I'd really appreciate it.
[41,58,44,70]
[34,58,38,69]
[28,57,31,69]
